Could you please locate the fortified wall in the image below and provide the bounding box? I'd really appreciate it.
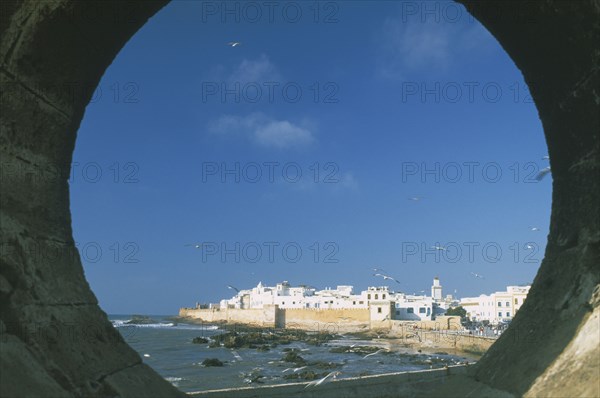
[179,306,459,334]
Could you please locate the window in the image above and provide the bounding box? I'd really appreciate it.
[498,312,502,317]
[396,310,400,315]
[368,294,371,300]
[407,308,414,313]
[353,301,356,305]
[382,294,386,299]
[282,302,285,305]
[359,301,364,304]
[506,301,510,307]
[375,294,379,299]
[498,302,502,307]
[506,312,510,317]
[419,307,426,314]
[293,301,295,305]
[515,298,518,304]
[377,307,382,313]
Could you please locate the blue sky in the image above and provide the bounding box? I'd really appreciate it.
[71,1,551,314]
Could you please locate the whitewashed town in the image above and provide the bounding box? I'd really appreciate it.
[199,277,531,326]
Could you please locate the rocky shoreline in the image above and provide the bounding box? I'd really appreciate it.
[172,315,490,359]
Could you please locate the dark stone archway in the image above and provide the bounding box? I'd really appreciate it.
[1,1,598,397]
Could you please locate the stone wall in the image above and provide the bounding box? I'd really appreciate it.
[1,1,598,397]
[280,308,370,333]
[179,306,277,327]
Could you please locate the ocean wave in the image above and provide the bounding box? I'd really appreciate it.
[111,320,175,328]
[165,376,183,387]
[111,320,219,330]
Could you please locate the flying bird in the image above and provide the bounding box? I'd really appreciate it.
[470,272,484,279]
[526,244,534,250]
[373,273,401,284]
[536,166,551,181]
[227,285,240,293]
[227,41,241,47]
[362,349,387,359]
[408,196,423,201]
[542,155,550,160]
[185,243,203,249]
[283,366,307,373]
[530,227,540,231]
[304,371,341,388]
[431,245,447,251]
[143,353,150,358]
[231,350,243,361]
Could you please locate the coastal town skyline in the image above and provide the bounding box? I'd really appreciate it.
[70,1,551,315]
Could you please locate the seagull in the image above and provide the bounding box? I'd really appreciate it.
[526,244,534,250]
[408,196,422,201]
[227,285,240,293]
[285,366,307,373]
[231,350,242,361]
[431,245,447,251]
[227,41,241,47]
[362,349,387,359]
[542,155,550,160]
[470,272,484,279]
[143,354,150,358]
[373,273,401,284]
[304,371,341,388]
[530,227,540,231]
[536,166,551,181]
[185,243,203,249]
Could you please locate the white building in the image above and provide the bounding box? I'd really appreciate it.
[460,285,531,324]
[220,281,370,310]
[217,278,451,322]
[431,277,443,301]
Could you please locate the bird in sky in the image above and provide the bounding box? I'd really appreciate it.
[526,244,534,250]
[470,272,484,279]
[431,245,447,251]
[542,155,550,160]
[362,349,387,359]
[536,166,551,181]
[373,273,401,284]
[143,353,150,358]
[227,285,239,293]
[227,41,241,47]
[408,196,423,201]
[304,371,341,388]
[530,227,540,231]
[185,243,203,249]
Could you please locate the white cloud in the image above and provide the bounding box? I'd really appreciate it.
[228,54,281,84]
[376,17,493,79]
[208,113,315,150]
[254,120,313,149]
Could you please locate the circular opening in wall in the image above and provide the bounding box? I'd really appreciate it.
[67,0,551,394]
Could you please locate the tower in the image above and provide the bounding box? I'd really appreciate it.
[431,277,442,301]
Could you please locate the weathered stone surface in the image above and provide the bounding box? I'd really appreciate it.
[0,0,598,397]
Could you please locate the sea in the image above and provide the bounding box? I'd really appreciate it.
[109,314,476,393]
